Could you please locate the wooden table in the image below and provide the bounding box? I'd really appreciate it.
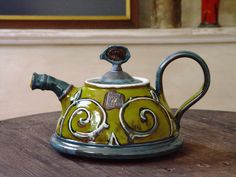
[0,110,235,177]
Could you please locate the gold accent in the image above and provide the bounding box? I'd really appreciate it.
[126,0,131,19]
[0,0,131,21]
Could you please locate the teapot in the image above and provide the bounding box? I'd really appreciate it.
[31,46,210,159]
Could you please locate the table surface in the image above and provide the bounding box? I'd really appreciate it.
[0,110,235,177]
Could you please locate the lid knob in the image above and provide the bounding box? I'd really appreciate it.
[100,46,130,68]
[99,46,134,84]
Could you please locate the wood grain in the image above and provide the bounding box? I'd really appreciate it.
[0,110,235,177]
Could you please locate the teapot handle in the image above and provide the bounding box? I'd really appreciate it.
[156,51,210,129]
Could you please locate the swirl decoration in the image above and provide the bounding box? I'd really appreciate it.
[59,89,108,140]
[119,90,173,140]
[59,89,82,135]
[74,107,91,126]
[68,98,109,140]
[119,97,159,140]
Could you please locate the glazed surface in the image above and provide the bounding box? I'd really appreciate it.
[56,84,177,146]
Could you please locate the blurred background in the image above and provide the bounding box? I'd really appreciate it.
[0,0,235,120]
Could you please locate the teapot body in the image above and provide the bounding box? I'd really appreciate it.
[56,77,178,147]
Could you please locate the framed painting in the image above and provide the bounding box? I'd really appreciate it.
[0,0,138,28]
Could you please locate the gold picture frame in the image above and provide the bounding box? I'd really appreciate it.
[0,0,131,21]
[0,0,138,28]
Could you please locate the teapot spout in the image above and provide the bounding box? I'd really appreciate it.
[30,73,72,100]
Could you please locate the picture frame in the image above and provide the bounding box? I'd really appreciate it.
[0,0,139,29]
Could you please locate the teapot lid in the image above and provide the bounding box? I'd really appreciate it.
[86,46,145,85]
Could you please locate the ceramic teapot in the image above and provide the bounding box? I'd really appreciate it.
[31,46,210,159]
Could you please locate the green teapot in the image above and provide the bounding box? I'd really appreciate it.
[31,46,210,159]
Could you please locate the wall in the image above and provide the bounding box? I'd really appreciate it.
[0,28,235,120]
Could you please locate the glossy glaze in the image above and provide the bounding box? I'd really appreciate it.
[56,81,177,146]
